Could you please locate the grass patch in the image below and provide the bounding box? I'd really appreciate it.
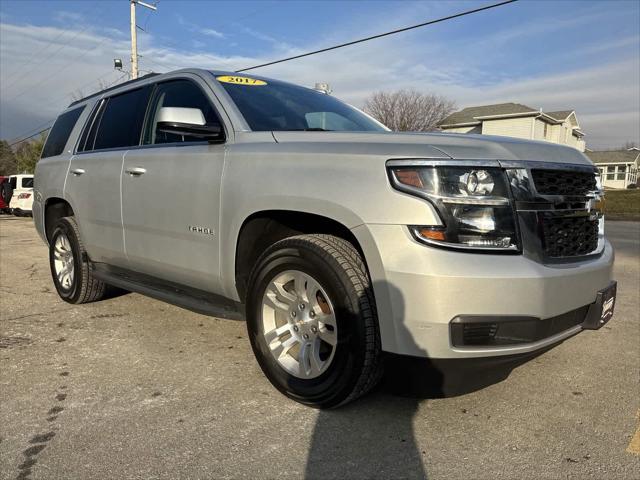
[605,189,640,221]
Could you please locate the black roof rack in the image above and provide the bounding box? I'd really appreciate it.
[67,72,161,108]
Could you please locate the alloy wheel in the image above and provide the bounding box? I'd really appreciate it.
[260,270,338,379]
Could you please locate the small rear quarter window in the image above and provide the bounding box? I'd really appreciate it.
[41,106,85,158]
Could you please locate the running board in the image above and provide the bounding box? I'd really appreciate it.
[92,264,244,320]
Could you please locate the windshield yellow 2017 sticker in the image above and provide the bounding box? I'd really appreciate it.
[216,75,267,86]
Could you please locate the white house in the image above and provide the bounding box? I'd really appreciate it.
[439,103,586,152]
[586,149,639,189]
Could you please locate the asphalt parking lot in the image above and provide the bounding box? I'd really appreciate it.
[1,216,638,480]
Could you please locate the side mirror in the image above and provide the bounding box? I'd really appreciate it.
[156,107,225,142]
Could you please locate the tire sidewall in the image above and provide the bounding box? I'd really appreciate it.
[49,218,83,303]
[247,241,370,408]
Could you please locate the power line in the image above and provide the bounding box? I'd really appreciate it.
[6,34,115,103]
[135,3,274,73]
[8,126,52,148]
[1,3,104,93]
[5,0,517,146]
[236,0,517,73]
[6,71,126,147]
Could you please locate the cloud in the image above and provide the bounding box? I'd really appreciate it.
[175,13,225,40]
[235,25,292,52]
[1,11,638,149]
[54,11,84,23]
[199,28,224,39]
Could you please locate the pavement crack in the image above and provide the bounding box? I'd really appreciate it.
[4,308,75,322]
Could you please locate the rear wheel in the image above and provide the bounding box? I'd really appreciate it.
[49,216,108,304]
[246,234,382,408]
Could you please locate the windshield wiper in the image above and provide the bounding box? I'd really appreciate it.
[286,128,333,131]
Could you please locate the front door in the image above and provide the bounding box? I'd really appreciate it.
[121,78,226,293]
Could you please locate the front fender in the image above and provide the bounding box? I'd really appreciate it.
[220,197,366,300]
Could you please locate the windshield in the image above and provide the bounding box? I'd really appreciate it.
[214,74,386,132]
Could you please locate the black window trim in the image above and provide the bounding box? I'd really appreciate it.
[75,98,106,154]
[140,77,227,148]
[74,76,228,155]
[74,85,152,154]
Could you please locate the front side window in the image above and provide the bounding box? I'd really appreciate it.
[42,106,85,158]
[92,87,151,151]
[214,73,386,132]
[143,80,221,145]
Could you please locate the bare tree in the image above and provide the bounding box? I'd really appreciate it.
[69,78,120,102]
[363,90,455,132]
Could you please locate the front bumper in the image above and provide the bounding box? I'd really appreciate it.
[354,224,615,359]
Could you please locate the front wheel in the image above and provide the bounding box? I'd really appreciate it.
[246,234,382,408]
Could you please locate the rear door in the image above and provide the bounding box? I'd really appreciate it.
[65,86,151,265]
[121,76,227,293]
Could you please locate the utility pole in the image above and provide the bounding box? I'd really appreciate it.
[130,0,157,79]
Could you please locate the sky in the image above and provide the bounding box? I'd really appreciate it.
[0,0,639,149]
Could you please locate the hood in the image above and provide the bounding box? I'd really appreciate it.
[271,131,593,166]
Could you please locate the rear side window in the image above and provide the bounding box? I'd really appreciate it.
[91,87,151,151]
[22,178,34,188]
[41,106,85,158]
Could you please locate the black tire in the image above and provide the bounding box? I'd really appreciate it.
[0,182,12,205]
[49,216,108,304]
[246,234,383,408]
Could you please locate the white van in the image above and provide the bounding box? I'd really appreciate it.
[9,174,34,216]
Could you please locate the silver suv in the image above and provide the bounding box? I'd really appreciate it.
[34,69,616,408]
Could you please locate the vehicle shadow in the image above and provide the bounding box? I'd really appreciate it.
[304,281,545,480]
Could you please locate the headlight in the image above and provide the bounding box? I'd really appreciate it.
[389,165,519,251]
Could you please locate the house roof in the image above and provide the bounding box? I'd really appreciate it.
[439,103,537,126]
[547,110,573,121]
[439,103,577,127]
[586,150,640,164]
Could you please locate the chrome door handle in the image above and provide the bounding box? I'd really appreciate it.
[71,168,85,176]
[125,167,146,176]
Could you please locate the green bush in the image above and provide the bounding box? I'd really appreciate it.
[605,189,640,220]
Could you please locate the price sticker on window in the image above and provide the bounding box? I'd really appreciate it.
[216,76,267,86]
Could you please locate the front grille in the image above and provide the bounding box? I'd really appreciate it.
[542,216,599,257]
[531,169,596,196]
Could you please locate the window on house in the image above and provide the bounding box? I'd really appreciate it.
[617,165,627,180]
[606,165,616,180]
[543,123,548,138]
